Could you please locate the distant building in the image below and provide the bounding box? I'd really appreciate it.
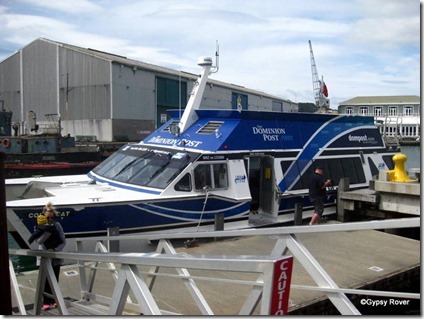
[0,38,297,142]
[338,96,420,144]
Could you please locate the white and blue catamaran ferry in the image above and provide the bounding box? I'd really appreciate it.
[7,56,398,245]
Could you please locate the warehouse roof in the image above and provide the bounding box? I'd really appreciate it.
[37,38,293,104]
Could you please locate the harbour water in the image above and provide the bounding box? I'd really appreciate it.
[8,235,36,272]
[400,145,421,169]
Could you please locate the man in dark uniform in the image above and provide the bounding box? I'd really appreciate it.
[308,166,332,225]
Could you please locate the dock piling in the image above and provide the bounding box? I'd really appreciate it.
[294,202,303,225]
[107,227,120,252]
[214,213,224,231]
[336,178,350,222]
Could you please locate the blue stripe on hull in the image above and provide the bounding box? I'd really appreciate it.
[15,197,251,236]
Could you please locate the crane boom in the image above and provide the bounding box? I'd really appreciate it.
[308,40,330,111]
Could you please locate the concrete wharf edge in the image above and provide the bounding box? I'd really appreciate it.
[11,222,420,315]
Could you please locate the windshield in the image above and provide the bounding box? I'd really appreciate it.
[92,145,193,189]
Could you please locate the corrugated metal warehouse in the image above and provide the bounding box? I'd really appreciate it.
[0,38,297,142]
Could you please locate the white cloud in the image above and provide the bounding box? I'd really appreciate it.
[358,0,418,17]
[347,17,419,50]
[2,14,75,46]
[0,0,420,107]
[346,0,419,50]
[19,0,103,14]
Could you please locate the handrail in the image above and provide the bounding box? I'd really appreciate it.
[9,249,284,271]
[73,216,419,242]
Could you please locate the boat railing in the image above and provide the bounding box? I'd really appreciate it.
[9,217,420,315]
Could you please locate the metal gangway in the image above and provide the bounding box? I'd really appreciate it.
[9,217,420,315]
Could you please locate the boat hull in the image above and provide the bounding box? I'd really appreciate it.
[7,196,252,239]
[4,152,101,178]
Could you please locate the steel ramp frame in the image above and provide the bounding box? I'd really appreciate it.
[108,264,161,315]
[34,257,69,315]
[9,259,26,315]
[147,239,214,315]
[77,241,133,304]
[10,248,290,315]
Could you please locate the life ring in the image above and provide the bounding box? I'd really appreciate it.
[2,138,10,148]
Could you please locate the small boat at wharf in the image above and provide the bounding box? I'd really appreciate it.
[6,56,399,247]
[0,110,101,178]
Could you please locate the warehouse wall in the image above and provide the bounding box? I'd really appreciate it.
[0,53,21,118]
[62,118,112,142]
[22,40,58,121]
[112,119,155,142]
[201,84,233,109]
[58,47,111,121]
[112,63,155,120]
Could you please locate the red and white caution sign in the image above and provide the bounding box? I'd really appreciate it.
[270,256,294,315]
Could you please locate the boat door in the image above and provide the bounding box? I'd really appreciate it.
[245,156,278,223]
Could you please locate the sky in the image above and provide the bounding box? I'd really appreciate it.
[0,0,421,107]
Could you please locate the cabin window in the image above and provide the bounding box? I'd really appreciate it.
[283,157,366,190]
[92,146,192,189]
[368,158,379,178]
[382,155,395,170]
[279,160,305,190]
[194,163,228,191]
[94,152,128,178]
[341,158,366,184]
[346,107,353,115]
[174,173,192,192]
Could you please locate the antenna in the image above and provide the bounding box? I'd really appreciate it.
[179,66,182,120]
[210,40,220,74]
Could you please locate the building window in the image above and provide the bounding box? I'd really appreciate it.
[346,107,353,115]
[385,126,397,136]
[360,106,368,115]
[389,106,398,116]
[404,106,412,116]
[374,106,382,116]
[402,126,417,137]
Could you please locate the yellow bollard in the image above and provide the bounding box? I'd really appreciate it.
[388,153,411,182]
